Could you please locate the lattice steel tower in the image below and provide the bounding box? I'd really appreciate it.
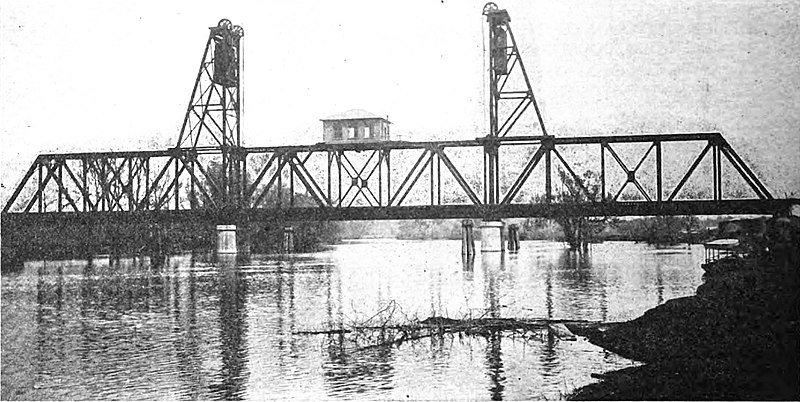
[175,19,245,208]
[482,3,550,205]
[483,2,547,138]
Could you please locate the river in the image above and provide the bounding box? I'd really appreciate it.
[1,240,705,400]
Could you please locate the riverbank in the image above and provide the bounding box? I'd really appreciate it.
[567,254,799,400]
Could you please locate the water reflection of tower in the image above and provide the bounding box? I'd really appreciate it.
[482,253,505,318]
[322,259,394,397]
[323,337,395,396]
[541,254,559,380]
[171,253,204,398]
[481,253,506,400]
[211,264,250,399]
[485,329,505,401]
[275,260,297,366]
[322,326,395,396]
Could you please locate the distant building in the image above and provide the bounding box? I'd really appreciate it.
[321,109,391,143]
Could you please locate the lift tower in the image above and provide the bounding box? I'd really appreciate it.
[175,19,245,210]
[482,2,549,205]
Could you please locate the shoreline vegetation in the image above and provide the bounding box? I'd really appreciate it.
[336,215,717,245]
[2,215,714,273]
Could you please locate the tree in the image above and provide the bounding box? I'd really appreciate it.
[190,159,340,252]
[642,215,700,245]
[551,168,613,251]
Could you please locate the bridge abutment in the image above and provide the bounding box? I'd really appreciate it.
[480,221,505,253]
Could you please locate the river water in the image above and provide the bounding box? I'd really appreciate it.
[2,240,705,400]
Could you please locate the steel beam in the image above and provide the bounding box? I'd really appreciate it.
[2,132,782,220]
[5,199,799,230]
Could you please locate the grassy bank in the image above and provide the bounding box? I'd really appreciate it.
[567,254,799,400]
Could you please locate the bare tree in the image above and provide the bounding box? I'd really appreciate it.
[552,168,613,251]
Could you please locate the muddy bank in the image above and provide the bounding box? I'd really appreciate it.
[567,255,799,400]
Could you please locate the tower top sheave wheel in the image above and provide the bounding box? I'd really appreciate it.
[210,18,243,88]
[483,2,510,24]
[175,18,244,150]
[213,19,244,38]
[482,2,547,138]
[482,2,498,14]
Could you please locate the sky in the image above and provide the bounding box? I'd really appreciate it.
[1,0,798,205]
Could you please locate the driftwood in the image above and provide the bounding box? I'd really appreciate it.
[295,316,596,351]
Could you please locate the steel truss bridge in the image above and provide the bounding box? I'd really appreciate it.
[2,132,794,224]
[2,4,797,228]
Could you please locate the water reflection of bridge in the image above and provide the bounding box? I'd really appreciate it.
[16,241,695,399]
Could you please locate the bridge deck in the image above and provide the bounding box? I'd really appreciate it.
[3,199,798,226]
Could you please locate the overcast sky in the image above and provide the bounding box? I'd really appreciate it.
[1,0,798,203]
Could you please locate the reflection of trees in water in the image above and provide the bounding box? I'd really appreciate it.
[321,332,395,396]
[557,250,594,291]
[36,259,174,394]
[209,267,250,400]
[545,255,554,320]
[80,259,95,364]
[36,263,66,377]
[655,258,664,306]
[72,256,171,315]
[77,256,208,397]
[320,251,397,397]
[549,249,609,321]
[28,255,252,399]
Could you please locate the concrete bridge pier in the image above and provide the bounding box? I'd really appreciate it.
[480,221,505,253]
[217,225,238,255]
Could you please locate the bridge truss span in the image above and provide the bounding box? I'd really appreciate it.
[4,132,794,221]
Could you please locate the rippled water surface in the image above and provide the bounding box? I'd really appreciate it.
[2,240,705,400]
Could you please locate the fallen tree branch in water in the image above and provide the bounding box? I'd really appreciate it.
[297,317,603,334]
[295,316,604,350]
